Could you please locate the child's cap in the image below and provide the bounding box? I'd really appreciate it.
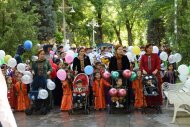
[76,79,82,84]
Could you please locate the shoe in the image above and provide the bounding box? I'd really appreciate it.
[74,103,78,108]
[79,103,83,108]
[116,101,119,108]
[120,104,124,108]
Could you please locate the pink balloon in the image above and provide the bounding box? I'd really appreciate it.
[57,69,67,81]
[49,50,55,55]
[123,69,132,79]
[103,71,111,79]
[65,54,74,64]
[118,89,127,97]
[109,88,118,97]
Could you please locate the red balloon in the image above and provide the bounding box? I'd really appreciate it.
[123,69,132,79]
[50,67,56,79]
[118,89,127,97]
[103,71,111,79]
[109,88,118,97]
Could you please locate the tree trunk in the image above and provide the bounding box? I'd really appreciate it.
[125,19,133,46]
[97,12,103,44]
[112,24,122,45]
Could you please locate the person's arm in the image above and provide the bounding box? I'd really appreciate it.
[103,79,110,87]
[47,60,52,75]
[109,57,114,72]
[124,55,130,70]
[153,54,161,75]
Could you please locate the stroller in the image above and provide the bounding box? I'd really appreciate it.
[108,70,131,114]
[68,73,90,114]
[142,74,162,114]
[25,78,53,115]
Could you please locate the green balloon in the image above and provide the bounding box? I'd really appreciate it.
[130,72,137,81]
[111,71,119,79]
[0,59,4,65]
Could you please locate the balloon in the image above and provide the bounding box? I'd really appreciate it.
[17,63,26,73]
[111,71,119,79]
[36,43,41,49]
[128,46,133,52]
[23,71,33,78]
[24,40,33,50]
[174,53,182,63]
[132,46,141,55]
[74,53,78,58]
[84,65,94,75]
[103,71,111,79]
[57,69,67,80]
[140,51,146,56]
[71,44,76,48]
[31,56,38,62]
[109,88,118,96]
[0,50,5,60]
[7,58,17,68]
[0,59,5,65]
[178,64,189,75]
[118,89,127,97]
[160,52,168,61]
[130,71,137,81]
[126,52,133,62]
[66,50,75,56]
[64,45,70,52]
[49,50,55,55]
[152,46,159,54]
[123,69,132,79]
[38,89,48,99]
[4,55,12,64]
[21,75,33,84]
[65,54,74,64]
[179,74,188,82]
[47,79,56,90]
[168,55,175,63]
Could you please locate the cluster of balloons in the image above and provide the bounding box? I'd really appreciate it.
[103,69,137,81]
[178,64,190,82]
[109,88,127,97]
[160,52,182,63]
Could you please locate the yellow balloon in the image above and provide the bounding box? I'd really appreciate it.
[4,55,12,64]
[132,46,141,55]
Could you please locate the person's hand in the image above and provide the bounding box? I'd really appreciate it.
[152,69,158,75]
[143,70,147,75]
[75,70,78,75]
[47,71,51,75]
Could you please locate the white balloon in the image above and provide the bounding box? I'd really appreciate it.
[23,71,33,78]
[21,75,32,84]
[178,64,189,75]
[160,52,168,61]
[140,51,146,56]
[7,58,17,68]
[126,52,133,62]
[152,46,159,54]
[47,79,56,91]
[0,50,5,60]
[64,45,70,52]
[31,56,38,62]
[168,55,175,63]
[17,63,26,73]
[128,46,133,52]
[179,74,188,82]
[38,89,48,100]
[174,53,182,63]
[36,43,41,49]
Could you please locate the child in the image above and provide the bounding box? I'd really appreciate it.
[73,79,86,108]
[6,76,15,109]
[132,70,146,108]
[163,64,177,84]
[15,73,30,111]
[111,78,126,108]
[93,71,110,110]
[61,73,73,111]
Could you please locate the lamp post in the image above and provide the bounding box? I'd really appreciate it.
[87,19,99,47]
[60,0,75,45]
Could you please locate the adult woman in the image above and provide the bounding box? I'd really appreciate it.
[72,47,91,74]
[109,45,130,71]
[140,44,163,106]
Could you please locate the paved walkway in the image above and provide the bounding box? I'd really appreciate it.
[15,106,190,127]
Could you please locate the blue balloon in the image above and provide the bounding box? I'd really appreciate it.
[84,65,94,75]
[24,40,33,50]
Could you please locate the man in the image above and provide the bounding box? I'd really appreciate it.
[0,70,17,127]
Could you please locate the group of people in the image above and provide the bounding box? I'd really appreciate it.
[0,43,177,113]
